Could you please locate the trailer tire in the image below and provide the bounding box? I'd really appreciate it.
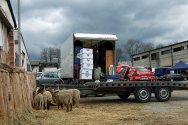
[117,92,131,100]
[155,87,171,102]
[95,94,105,97]
[134,87,151,103]
[80,94,88,97]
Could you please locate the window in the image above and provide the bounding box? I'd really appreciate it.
[142,55,148,59]
[133,57,140,61]
[173,46,184,52]
[151,53,157,60]
[161,49,170,55]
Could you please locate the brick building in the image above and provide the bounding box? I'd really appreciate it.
[0,0,17,65]
[0,0,31,71]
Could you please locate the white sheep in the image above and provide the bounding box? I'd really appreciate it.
[33,93,44,110]
[43,90,53,110]
[70,89,80,107]
[52,88,80,108]
[56,91,73,112]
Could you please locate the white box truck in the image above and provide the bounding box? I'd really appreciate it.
[60,33,118,83]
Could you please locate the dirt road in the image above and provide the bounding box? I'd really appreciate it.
[4,90,188,125]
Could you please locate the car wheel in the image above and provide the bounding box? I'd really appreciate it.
[134,87,151,103]
[155,87,171,102]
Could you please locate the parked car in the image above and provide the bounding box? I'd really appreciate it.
[161,73,188,81]
[36,72,43,79]
[117,65,155,81]
[154,67,170,80]
[36,72,63,86]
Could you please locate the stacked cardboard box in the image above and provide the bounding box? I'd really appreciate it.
[80,48,93,79]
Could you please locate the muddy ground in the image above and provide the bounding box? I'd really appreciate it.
[3,90,188,125]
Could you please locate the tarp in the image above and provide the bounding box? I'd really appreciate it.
[170,60,188,70]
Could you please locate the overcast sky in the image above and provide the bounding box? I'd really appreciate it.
[10,0,188,60]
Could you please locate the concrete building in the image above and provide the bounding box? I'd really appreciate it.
[132,40,188,68]
[0,0,17,65]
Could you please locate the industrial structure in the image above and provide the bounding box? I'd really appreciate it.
[132,40,188,67]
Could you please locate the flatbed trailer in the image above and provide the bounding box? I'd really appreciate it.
[85,80,188,102]
[39,80,188,103]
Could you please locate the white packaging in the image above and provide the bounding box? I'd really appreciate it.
[80,58,93,64]
[80,68,93,75]
[80,53,93,59]
[81,63,93,69]
[109,65,115,75]
[80,48,93,54]
[80,74,92,79]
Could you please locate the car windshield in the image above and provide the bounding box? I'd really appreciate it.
[49,73,59,78]
[136,68,148,72]
[37,73,42,77]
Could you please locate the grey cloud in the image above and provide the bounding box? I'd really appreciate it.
[10,0,188,59]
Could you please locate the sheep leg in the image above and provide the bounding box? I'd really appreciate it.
[66,105,69,112]
[58,103,60,109]
[47,100,50,110]
[70,104,72,111]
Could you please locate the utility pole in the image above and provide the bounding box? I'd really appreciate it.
[17,0,21,66]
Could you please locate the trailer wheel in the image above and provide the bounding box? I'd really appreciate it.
[80,94,88,97]
[95,94,105,97]
[117,92,131,100]
[134,87,151,103]
[155,87,171,102]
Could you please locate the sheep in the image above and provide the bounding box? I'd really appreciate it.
[52,88,80,108]
[43,90,53,110]
[56,91,73,112]
[32,87,40,108]
[33,93,44,110]
[70,89,80,107]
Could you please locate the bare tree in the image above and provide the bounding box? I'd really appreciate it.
[168,41,179,45]
[124,39,154,60]
[141,42,154,52]
[40,47,60,64]
[155,44,164,49]
[124,39,141,60]
[40,48,48,62]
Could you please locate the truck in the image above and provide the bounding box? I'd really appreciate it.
[39,33,188,102]
[60,33,117,83]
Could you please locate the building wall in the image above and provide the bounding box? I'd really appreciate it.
[132,41,188,68]
[0,1,14,65]
[0,0,14,27]
[14,30,32,71]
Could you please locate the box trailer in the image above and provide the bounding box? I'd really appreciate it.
[38,33,188,102]
[60,33,118,83]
